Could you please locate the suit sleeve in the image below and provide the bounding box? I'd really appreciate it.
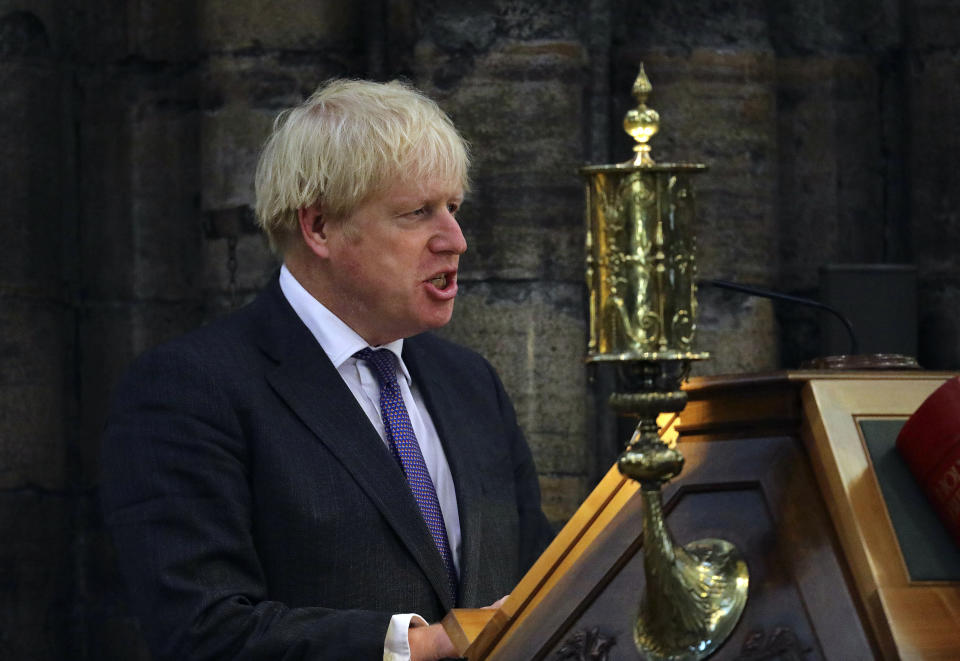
[100,345,392,661]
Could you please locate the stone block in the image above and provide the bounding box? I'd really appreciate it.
[0,490,70,660]
[495,0,582,41]
[201,105,274,213]
[614,0,771,53]
[200,231,278,301]
[609,48,777,165]
[131,0,197,62]
[0,3,60,56]
[200,55,330,112]
[0,298,67,490]
[905,0,960,50]
[775,57,841,289]
[78,301,205,488]
[439,281,589,476]
[426,41,587,178]
[539,474,587,527]
[696,176,776,285]
[766,0,900,54]
[128,111,204,301]
[692,288,777,375]
[422,6,497,54]
[78,75,137,300]
[415,39,588,282]
[458,195,585,283]
[63,0,129,62]
[776,56,890,289]
[917,275,960,369]
[79,69,203,301]
[0,57,62,289]
[829,59,887,262]
[775,296,821,368]
[0,381,67,490]
[907,50,960,273]
[198,0,363,53]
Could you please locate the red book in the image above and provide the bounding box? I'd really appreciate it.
[896,376,960,547]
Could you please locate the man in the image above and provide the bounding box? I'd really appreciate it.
[100,79,554,661]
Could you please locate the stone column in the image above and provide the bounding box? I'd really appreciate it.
[0,8,70,660]
[75,2,202,657]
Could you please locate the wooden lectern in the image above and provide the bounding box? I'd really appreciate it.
[444,371,960,660]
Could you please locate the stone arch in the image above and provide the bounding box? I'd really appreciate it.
[0,10,51,60]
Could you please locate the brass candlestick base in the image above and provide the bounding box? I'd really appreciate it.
[613,359,748,661]
[611,359,690,489]
[634,488,748,661]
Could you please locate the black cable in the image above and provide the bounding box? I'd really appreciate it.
[698,278,859,355]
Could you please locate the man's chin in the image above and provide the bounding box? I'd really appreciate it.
[420,302,456,333]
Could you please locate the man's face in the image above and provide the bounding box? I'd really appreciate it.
[320,178,467,346]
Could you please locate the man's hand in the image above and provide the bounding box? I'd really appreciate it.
[408,622,457,661]
[408,596,509,661]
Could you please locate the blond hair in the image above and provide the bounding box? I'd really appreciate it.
[254,79,470,252]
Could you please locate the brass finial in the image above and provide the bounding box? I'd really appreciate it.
[623,64,660,166]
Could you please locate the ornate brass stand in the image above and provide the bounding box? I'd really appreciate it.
[581,66,748,660]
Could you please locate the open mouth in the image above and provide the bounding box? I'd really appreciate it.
[429,273,450,290]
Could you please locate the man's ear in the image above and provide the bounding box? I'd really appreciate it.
[298,202,330,258]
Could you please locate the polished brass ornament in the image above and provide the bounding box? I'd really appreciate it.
[582,166,708,363]
[581,66,748,661]
[623,64,660,167]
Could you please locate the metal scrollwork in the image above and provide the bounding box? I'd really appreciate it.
[735,628,811,661]
[555,627,616,661]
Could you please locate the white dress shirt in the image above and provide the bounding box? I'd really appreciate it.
[278,265,462,660]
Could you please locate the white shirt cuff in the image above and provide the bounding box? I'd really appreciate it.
[384,612,429,661]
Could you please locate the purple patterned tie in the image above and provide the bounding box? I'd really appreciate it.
[353,348,458,601]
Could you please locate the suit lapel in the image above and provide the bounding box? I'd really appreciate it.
[403,337,487,607]
[253,281,455,610]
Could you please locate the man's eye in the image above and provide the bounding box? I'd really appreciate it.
[411,207,428,217]
[447,203,459,214]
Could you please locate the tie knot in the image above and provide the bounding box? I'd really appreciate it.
[353,348,399,388]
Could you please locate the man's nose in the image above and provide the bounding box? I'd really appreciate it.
[431,210,468,255]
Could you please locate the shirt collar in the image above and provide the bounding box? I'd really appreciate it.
[278,264,411,385]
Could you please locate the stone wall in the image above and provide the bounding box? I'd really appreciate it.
[1,0,958,658]
[1,7,73,659]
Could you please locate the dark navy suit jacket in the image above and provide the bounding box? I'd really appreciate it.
[101,277,553,660]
